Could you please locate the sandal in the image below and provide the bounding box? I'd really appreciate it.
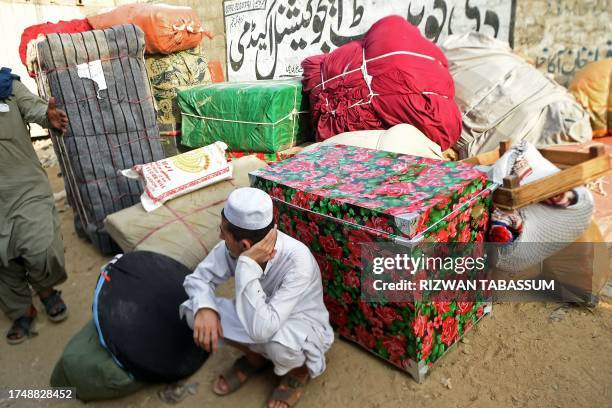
[6,306,38,345]
[267,371,311,408]
[213,356,271,396]
[39,289,68,323]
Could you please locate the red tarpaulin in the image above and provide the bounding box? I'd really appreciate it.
[20,19,92,77]
[302,15,461,150]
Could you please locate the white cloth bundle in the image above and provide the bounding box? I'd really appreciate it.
[121,141,232,212]
[301,124,446,160]
[490,142,594,272]
[442,32,592,158]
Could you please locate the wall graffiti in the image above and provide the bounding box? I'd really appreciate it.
[534,40,611,85]
[224,0,516,81]
[545,0,609,17]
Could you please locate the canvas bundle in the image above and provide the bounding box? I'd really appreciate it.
[105,156,267,270]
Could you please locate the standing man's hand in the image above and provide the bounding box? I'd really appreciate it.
[47,97,68,133]
[193,308,223,353]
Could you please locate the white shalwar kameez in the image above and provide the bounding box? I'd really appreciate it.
[179,231,334,377]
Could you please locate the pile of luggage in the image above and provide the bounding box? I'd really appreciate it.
[21,10,609,401]
[21,4,223,254]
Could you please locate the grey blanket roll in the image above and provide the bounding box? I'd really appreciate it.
[36,24,164,254]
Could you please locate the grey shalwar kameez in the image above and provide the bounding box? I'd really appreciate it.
[0,80,66,320]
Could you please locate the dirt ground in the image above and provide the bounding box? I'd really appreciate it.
[0,165,611,408]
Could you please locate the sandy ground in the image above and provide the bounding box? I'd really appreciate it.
[0,165,611,408]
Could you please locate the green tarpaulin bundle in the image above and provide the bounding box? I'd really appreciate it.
[50,320,144,401]
[177,79,311,153]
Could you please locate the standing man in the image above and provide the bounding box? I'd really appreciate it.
[180,187,334,408]
[0,67,69,344]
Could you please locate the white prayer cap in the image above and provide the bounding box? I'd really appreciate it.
[224,187,273,230]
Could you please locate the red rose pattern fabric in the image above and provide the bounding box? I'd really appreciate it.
[252,144,492,241]
[252,145,492,369]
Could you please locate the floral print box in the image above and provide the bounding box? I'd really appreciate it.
[249,145,495,382]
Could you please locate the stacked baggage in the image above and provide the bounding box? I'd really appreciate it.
[302,15,462,150]
[178,79,312,153]
[250,145,495,381]
[35,24,165,254]
[441,32,592,158]
[144,47,213,157]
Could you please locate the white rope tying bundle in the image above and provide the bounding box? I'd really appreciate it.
[314,49,449,116]
[181,108,307,126]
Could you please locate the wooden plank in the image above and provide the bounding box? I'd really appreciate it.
[460,149,501,165]
[493,155,611,209]
[539,149,593,166]
[499,139,512,156]
[589,144,605,158]
[465,142,607,167]
[502,175,520,188]
[527,144,605,166]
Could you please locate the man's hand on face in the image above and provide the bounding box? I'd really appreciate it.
[193,308,223,353]
[241,225,278,265]
[47,97,68,133]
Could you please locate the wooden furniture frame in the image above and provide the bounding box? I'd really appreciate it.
[461,140,611,210]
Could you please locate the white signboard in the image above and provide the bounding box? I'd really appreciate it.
[224,0,516,81]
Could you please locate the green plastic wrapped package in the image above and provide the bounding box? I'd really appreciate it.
[178,79,311,153]
[50,320,144,401]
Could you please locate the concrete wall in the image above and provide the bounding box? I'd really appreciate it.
[3,0,607,87]
[176,0,609,86]
[513,0,610,86]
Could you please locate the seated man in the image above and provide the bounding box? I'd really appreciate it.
[180,187,334,408]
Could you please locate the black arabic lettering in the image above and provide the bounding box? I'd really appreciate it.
[255,5,279,79]
[424,0,447,42]
[559,49,577,76]
[483,10,500,38]
[290,37,308,50]
[349,0,363,28]
[547,52,558,75]
[336,0,344,31]
[312,0,329,49]
[447,6,455,35]
[255,0,316,79]
[534,45,606,84]
[407,1,425,26]
[329,27,364,47]
[574,46,589,70]
[329,0,338,18]
[229,20,250,73]
[330,0,366,47]
[465,0,481,32]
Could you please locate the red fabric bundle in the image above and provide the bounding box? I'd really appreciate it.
[301,15,461,150]
[20,19,92,77]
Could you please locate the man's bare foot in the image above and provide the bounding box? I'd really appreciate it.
[213,353,269,395]
[267,365,310,408]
